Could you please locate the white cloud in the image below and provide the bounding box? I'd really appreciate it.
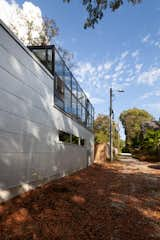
[131,50,139,58]
[154,41,160,48]
[141,90,160,100]
[85,91,105,104]
[138,67,160,85]
[104,75,111,80]
[74,62,95,82]
[97,65,103,71]
[143,102,160,112]
[135,64,143,73]
[115,62,124,72]
[120,51,129,59]
[104,61,112,71]
[142,34,151,43]
[90,97,105,104]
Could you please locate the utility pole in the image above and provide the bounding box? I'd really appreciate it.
[109,88,124,162]
[109,87,113,162]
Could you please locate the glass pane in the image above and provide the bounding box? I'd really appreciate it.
[86,98,89,111]
[55,75,64,101]
[72,77,77,97]
[87,115,91,129]
[82,106,86,125]
[91,105,94,118]
[72,135,79,145]
[86,111,90,128]
[47,49,52,72]
[64,66,71,89]
[72,95,77,117]
[55,51,64,79]
[88,102,92,116]
[54,96,64,110]
[64,87,72,113]
[59,131,70,143]
[77,86,82,101]
[77,101,82,120]
[32,49,46,66]
[81,92,86,107]
[91,117,94,130]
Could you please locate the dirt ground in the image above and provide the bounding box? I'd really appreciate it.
[0,157,160,240]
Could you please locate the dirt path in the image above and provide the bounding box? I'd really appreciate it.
[0,158,160,240]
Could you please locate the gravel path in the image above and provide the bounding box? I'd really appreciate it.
[0,158,160,240]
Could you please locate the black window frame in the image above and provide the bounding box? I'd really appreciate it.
[59,130,71,143]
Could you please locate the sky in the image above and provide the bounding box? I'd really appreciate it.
[3,0,160,138]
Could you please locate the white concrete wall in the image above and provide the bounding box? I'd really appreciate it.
[0,21,94,201]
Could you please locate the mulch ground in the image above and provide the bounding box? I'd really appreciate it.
[0,159,160,240]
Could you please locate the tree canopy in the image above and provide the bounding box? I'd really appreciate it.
[94,114,120,149]
[64,0,142,28]
[0,1,58,46]
[142,129,160,155]
[120,108,153,152]
[94,114,110,144]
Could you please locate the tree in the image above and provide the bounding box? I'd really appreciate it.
[0,1,58,45]
[120,108,153,152]
[94,114,120,149]
[0,0,74,67]
[64,0,142,28]
[142,129,160,155]
[94,114,110,144]
[39,16,58,46]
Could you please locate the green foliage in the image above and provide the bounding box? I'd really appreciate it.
[64,0,142,28]
[120,108,153,152]
[142,129,160,154]
[94,114,120,149]
[94,114,109,144]
[119,139,125,152]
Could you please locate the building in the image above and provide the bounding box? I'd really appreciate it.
[0,20,94,202]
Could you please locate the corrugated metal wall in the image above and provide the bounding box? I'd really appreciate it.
[0,21,94,201]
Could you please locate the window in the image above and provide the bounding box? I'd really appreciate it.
[72,135,79,145]
[72,77,77,97]
[72,95,77,117]
[64,88,72,113]
[55,51,64,79]
[59,131,70,143]
[32,49,46,65]
[47,49,53,72]
[29,46,94,131]
[29,47,54,74]
[80,138,85,146]
[77,101,82,120]
[64,66,71,89]
[82,106,86,125]
[54,48,94,130]
[55,75,64,101]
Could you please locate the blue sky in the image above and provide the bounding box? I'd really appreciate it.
[16,0,160,138]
